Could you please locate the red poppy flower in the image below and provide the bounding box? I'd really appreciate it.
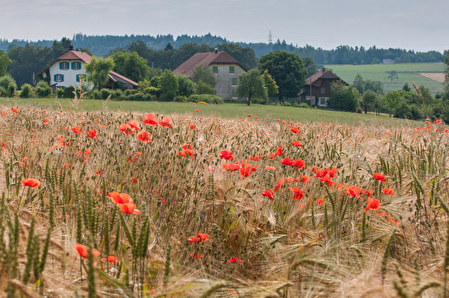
[220,150,233,160]
[1,142,5,147]
[96,170,102,176]
[316,198,324,205]
[182,144,192,150]
[293,159,305,169]
[189,124,195,129]
[288,187,305,200]
[365,198,381,212]
[255,117,259,119]
[195,109,200,112]
[188,232,209,243]
[119,202,140,215]
[74,244,100,259]
[247,114,252,117]
[240,165,257,178]
[291,127,301,134]
[127,120,140,132]
[265,166,275,171]
[137,131,152,143]
[221,162,241,172]
[319,174,335,186]
[119,123,134,135]
[88,128,96,139]
[276,145,283,156]
[346,186,362,198]
[71,126,83,133]
[362,189,374,197]
[297,174,310,184]
[12,108,18,114]
[274,177,286,192]
[107,192,133,204]
[292,141,301,147]
[190,253,203,259]
[373,173,386,183]
[143,113,158,126]
[383,187,394,195]
[22,178,41,188]
[262,189,274,200]
[158,116,172,127]
[281,157,294,166]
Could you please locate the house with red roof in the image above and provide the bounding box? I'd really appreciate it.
[173,50,246,100]
[38,47,138,91]
[299,68,348,107]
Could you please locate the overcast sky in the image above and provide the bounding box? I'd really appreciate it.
[1,0,448,53]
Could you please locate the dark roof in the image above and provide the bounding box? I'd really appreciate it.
[305,69,345,85]
[173,51,246,77]
[38,50,92,75]
[109,70,138,86]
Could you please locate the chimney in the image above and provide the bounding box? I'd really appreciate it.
[76,48,79,51]
[322,67,326,72]
[214,47,218,55]
[69,45,74,51]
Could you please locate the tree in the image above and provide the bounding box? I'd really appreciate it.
[258,51,306,98]
[352,73,365,94]
[328,82,358,112]
[364,80,383,94]
[0,50,11,77]
[176,74,195,97]
[235,69,267,106]
[158,69,178,101]
[361,90,377,114]
[261,69,279,98]
[383,91,401,117]
[192,64,217,87]
[85,56,115,90]
[111,51,150,83]
[302,56,318,78]
[386,70,398,82]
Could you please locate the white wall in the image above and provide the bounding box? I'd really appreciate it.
[43,60,87,89]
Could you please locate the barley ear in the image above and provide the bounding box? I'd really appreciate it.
[382,229,396,287]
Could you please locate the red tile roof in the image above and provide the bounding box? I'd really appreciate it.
[173,51,246,77]
[38,50,92,75]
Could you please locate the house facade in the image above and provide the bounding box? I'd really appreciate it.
[38,49,138,91]
[300,68,348,107]
[173,50,246,100]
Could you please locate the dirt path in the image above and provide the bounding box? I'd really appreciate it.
[420,73,446,82]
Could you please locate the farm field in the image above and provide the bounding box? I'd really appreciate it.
[0,102,448,297]
[326,62,446,95]
[0,97,417,127]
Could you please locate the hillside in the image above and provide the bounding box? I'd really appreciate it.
[326,62,446,95]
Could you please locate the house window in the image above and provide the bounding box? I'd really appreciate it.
[59,62,69,70]
[212,66,218,73]
[319,97,327,105]
[232,89,237,97]
[229,66,235,73]
[320,87,326,94]
[54,74,64,82]
[72,62,81,70]
[232,78,238,85]
[76,74,86,82]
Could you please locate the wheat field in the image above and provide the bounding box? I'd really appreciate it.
[0,98,448,297]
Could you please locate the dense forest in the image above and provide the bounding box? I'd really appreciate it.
[0,32,443,65]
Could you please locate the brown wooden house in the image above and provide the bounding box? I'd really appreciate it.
[300,68,348,107]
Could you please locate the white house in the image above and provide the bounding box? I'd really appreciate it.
[38,48,138,91]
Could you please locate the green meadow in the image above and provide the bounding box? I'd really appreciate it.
[325,62,446,95]
[0,97,417,127]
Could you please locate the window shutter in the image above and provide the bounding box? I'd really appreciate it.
[71,62,74,69]
[59,62,62,69]
[54,75,56,82]
[78,62,81,69]
[61,75,64,82]
[76,75,79,82]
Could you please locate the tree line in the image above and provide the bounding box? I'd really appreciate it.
[1,33,443,65]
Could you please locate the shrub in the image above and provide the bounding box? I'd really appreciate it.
[113,90,122,99]
[19,83,33,98]
[124,89,139,96]
[56,89,64,98]
[0,75,17,97]
[188,94,223,104]
[64,86,75,99]
[174,95,188,102]
[88,89,100,99]
[298,102,310,108]
[100,89,111,100]
[0,86,5,97]
[35,86,52,98]
[195,81,215,95]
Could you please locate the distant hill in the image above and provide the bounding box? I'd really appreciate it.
[0,33,444,66]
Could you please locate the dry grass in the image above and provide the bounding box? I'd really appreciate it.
[0,101,448,297]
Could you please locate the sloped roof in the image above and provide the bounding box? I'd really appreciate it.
[173,51,246,77]
[109,70,138,87]
[305,69,345,85]
[38,50,92,75]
